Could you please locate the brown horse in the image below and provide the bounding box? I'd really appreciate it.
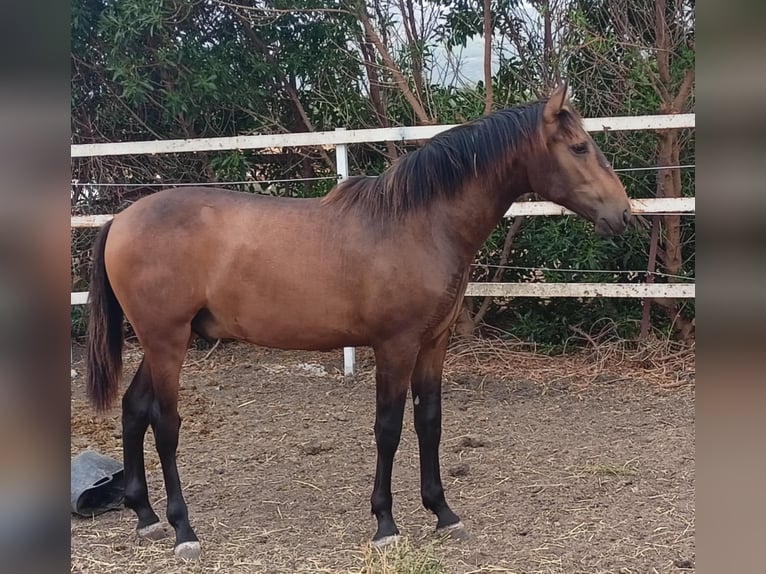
[86,84,631,560]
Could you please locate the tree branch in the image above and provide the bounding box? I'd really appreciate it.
[357,9,434,124]
[398,0,425,106]
[234,12,336,171]
[359,32,399,161]
[472,215,526,327]
[654,0,671,85]
[672,67,695,111]
[608,1,671,104]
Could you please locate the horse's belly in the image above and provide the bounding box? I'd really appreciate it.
[197,251,452,350]
[192,302,371,351]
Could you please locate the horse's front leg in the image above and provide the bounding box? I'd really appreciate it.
[411,331,468,539]
[370,340,418,546]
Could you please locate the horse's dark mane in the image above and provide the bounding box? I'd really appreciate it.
[322,99,580,219]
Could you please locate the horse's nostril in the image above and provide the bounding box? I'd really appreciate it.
[622,209,631,225]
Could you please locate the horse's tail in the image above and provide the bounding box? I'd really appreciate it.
[86,219,124,412]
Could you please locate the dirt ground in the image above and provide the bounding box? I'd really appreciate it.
[70,339,694,574]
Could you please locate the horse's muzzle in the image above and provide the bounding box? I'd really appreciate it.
[595,209,630,237]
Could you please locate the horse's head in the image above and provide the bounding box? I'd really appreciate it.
[528,82,631,237]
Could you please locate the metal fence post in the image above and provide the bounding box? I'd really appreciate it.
[335,128,356,376]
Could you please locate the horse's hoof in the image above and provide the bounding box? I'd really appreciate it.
[174,541,202,561]
[436,521,469,541]
[137,522,169,541]
[372,534,401,548]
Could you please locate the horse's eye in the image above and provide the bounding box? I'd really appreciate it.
[571,142,589,155]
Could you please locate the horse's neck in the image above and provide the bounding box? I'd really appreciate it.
[436,167,531,263]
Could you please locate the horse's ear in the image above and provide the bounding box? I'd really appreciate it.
[543,81,569,124]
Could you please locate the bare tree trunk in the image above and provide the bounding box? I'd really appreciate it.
[660,132,682,281]
[399,0,426,108]
[604,0,694,340]
[472,216,526,328]
[653,128,693,340]
[542,0,553,90]
[360,32,399,161]
[651,0,694,341]
[483,0,494,114]
[300,156,316,196]
[176,113,217,181]
[640,216,661,338]
[282,74,336,172]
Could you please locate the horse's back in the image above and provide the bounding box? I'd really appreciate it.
[113,186,310,229]
[103,187,373,347]
[108,186,327,248]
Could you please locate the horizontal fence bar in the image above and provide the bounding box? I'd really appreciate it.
[504,197,695,217]
[71,197,695,228]
[71,282,694,306]
[72,214,114,227]
[71,292,88,305]
[464,282,695,298]
[71,114,695,158]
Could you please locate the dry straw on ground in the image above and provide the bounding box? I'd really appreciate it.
[445,324,694,390]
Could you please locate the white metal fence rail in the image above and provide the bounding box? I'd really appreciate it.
[71,113,695,374]
[71,114,694,157]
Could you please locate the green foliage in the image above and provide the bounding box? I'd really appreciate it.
[71,306,88,338]
[208,151,252,184]
[473,216,648,348]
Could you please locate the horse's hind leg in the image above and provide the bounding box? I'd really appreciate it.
[411,331,467,540]
[143,328,200,560]
[122,358,165,539]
